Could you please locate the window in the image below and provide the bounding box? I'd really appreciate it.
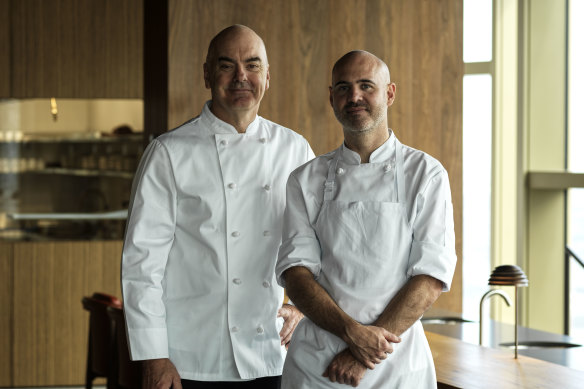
[462,0,493,320]
[567,0,584,339]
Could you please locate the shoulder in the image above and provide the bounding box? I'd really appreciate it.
[400,142,446,177]
[155,116,202,143]
[290,149,336,182]
[258,117,310,145]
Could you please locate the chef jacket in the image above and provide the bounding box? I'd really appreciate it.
[275,132,456,388]
[122,101,314,381]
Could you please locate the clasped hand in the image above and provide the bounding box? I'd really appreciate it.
[322,323,400,387]
[344,323,401,369]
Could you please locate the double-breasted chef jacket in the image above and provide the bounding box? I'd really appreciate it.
[122,101,314,381]
[276,132,456,388]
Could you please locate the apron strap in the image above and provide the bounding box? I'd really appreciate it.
[395,138,406,204]
[323,149,341,202]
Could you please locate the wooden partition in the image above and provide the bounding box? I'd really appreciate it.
[165,0,463,312]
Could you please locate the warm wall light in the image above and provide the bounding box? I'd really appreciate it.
[50,97,58,121]
[488,265,529,358]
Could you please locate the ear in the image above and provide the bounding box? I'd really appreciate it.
[329,86,334,108]
[387,83,397,107]
[203,62,211,89]
[265,65,270,91]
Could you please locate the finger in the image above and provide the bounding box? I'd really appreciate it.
[281,330,293,345]
[328,369,337,382]
[277,307,285,318]
[382,330,401,343]
[172,376,183,389]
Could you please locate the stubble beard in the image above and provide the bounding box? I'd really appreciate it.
[336,105,385,135]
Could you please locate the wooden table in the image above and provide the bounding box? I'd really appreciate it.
[426,331,584,388]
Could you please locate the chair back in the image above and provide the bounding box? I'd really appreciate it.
[82,292,122,389]
[107,305,142,389]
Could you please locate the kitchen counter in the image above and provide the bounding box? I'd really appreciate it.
[422,308,584,371]
[426,331,584,388]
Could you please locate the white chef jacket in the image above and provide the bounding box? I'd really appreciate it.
[275,133,456,388]
[122,101,314,381]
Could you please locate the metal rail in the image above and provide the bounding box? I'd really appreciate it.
[565,246,584,335]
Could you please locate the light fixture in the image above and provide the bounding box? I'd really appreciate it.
[488,264,529,358]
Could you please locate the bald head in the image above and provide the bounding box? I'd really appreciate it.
[332,50,390,85]
[206,25,268,65]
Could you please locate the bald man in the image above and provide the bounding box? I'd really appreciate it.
[122,25,314,389]
[275,51,457,388]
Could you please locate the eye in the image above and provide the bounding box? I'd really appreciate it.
[247,63,261,71]
[361,84,373,90]
[218,63,233,70]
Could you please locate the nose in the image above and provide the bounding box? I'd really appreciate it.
[347,86,363,103]
[233,63,247,83]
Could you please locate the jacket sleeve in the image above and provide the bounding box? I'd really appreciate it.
[407,169,457,291]
[121,139,177,360]
[276,173,322,288]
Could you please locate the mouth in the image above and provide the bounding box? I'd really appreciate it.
[345,106,368,114]
[229,88,253,94]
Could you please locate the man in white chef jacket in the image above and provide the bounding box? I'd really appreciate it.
[122,25,313,389]
[276,50,457,388]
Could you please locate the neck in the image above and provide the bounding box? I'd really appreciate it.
[210,103,258,133]
[343,126,390,163]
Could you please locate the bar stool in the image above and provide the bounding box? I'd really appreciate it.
[82,292,122,389]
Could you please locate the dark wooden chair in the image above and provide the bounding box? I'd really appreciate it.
[82,292,123,389]
[107,305,142,389]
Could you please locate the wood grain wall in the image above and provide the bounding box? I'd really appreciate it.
[167,0,463,312]
[8,0,142,98]
[0,0,10,98]
[0,241,123,387]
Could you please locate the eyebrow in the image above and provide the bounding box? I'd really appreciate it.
[217,56,263,64]
[333,79,376,87]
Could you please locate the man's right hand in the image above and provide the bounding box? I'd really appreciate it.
[343,323,401,369]
[142,358,182,389]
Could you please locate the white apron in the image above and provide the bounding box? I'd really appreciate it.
[282,139,437,388]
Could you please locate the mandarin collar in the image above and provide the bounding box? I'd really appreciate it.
[340,130,396,164]
[200,100,260,135]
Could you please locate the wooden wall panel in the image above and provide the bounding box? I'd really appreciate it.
[167,0,463,312]
[11,241,123,386]
[10,0,142,98]
[0,243,13,386]
[0,0,10,98]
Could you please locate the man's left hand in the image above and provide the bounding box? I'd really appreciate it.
[323,348,367,387]
[278,303,304,347]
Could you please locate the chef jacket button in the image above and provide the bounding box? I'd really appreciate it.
[228,182,237,189]
[263,230,271,236]
[262,281,270,288]
[233,278,242,285]
[263,184,271,191]
[336,167,344,175]
[231,231,240,237]
[384,164,392,172]
[256,326,264,334]
[259,137,267,144]
[220,140,228,146]
[231,326,239,332]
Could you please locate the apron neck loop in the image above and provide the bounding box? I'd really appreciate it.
[395,138,406,204]
[324,150,341,202]
[323,139,405,204]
